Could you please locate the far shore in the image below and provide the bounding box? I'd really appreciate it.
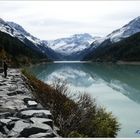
[117,61,140,65]
[29,60,140,66]
[1,60,140,70]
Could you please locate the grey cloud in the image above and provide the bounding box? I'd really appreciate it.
[0,1,140,40]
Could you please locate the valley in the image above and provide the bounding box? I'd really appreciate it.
[1,16,140,63]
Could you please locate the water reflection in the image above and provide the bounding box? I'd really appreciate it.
[30,63,140,105]
[30,62,140,137]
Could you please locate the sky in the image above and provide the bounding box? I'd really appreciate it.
[0,1,140,40]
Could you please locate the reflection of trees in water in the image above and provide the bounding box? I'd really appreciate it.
[30,63,140,104]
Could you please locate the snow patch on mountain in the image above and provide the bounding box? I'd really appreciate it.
[107,16,140,43]
[7,21,42,45]
[0,18,44,48]
[0,18,14,37]
[1,16,140,61]
[0,18,52,56]
[47,33,100,55]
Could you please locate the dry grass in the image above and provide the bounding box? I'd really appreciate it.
[22,69,120,138]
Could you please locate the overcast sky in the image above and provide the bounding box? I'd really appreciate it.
[0,1,140,40]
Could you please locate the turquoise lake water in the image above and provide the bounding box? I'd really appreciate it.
[30,62,140,138]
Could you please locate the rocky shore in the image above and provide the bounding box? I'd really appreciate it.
[0,68,59,138]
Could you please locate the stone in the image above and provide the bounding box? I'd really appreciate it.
[7,117,20,121]
[0,122,7,134]
[29,132,56,138]
[23,98,38,107]
[30,123,52,132]
[0,119,11,125]
[8,120,31,137]
[19,127,47,137]
[20,109,51,118]
[0,112,12,118]
[27,101,38,106]
[0,83,6,86]
[6,121,15,131]
[0,68,59,138]
[30,117,53,128]
[8,85,18,91]
[0,132,5,138]
[7,90,25,96]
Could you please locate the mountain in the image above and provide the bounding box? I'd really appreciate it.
[83,16,140,62]
[0,18,42,47]
[0,30,46,66]
[0,18,61,65]
[1,16,140,63]
[7,21,42,46]
[47,33,96,54]
[107,16,140,43]
[46,33,100,60]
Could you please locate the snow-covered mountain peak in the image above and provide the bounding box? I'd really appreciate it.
[107,16,140,42]
[0,18,6,24]
[6,21,41,45]
[127,16,140,27]
[47,33,98,55]
[7,22,30,37]
[0,18,42,46]
[0,18,58,58]
[0,18,15,37]
[71,33,92,39]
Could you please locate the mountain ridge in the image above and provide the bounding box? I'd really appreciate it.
[1,17,140,62]
[83,16,140,61]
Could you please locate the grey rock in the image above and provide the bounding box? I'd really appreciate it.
[19,109,52,119]
[18,127,47,137]
[29,132,56,138]
[7,90,25,96]
[0,68,59,138]
[23,98,38,107]
[0,83,6,86]
[30,117,53,128]
[6,121,15,131]
[7,85,18,91]
[0,112,13,118]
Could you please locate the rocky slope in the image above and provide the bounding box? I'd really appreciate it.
[0,69,59,138]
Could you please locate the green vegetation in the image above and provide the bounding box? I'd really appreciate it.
[22,69,120,138]
[0,31,48,67]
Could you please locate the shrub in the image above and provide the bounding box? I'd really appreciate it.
[68,131,87,137]
[22,69,120,137]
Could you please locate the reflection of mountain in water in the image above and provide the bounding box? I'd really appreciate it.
[84,63,140,104]
[30,63,100,87]
[30,63,140,104]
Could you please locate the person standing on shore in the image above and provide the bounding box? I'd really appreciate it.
[3,61,8,78]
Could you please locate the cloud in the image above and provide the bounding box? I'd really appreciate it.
[0,1,140,40]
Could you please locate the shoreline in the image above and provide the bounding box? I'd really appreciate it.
[27,60,140,68]
[0,67,120,138]
[117,61,140,65]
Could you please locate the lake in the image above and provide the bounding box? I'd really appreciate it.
[30,62,140,138]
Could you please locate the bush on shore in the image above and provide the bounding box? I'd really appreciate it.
[22,69,120,138]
